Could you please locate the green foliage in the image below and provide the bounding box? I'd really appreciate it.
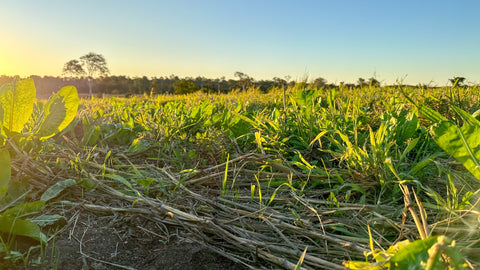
[420,104,480,180]
[0,216,47,243]
[3,82,475,268]
[29,214,65,227]
[40,179,77,202]
[173,79,199,94]
[0,77,36,133]
[36,86,79,140]
[390,236,466,270]
[0,148,11,198]
[0,78,79,263]
[345,236,467,269]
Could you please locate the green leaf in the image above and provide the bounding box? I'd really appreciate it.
[430,121,480,180]
[0,215,46,242]
[81,125,100,146]
[390,236,438,269]
[36,85,79,140]
[419,105,447,123]
[408,152,445,176]
[221,154,229,197]
[396,112,419,143]
[343,261,384,269]
[136,178,155,188]
[104,174,133,189]
[400,137,420,162]
[77,178,98,190]
[0,77,36,133]
[452,105,480,127]
[268,183,296,205]
[296,89,318,107]
[29,214,65,227]
[1,201,45,217]
[40,179,77,202]
[128,137,150,152]
[0,147,11,198]
[0,103,5,139]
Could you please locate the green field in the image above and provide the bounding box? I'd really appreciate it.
[1,79,480,269]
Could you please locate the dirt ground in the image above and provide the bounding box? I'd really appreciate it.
[18,211,249,270]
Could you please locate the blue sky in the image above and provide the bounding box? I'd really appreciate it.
[0,0,479,85]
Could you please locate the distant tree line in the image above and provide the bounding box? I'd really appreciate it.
[0,73,340,98]
[0,74,466,99]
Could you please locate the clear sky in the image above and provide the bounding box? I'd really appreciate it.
[0,0,479,85]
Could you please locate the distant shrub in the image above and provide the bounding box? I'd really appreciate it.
[173,80,199,95]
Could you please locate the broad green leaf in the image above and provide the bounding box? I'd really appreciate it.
[40,179,77,202]
[430,121,480,180]
[81,125,100,146]
[0,147,11,198]
[36,85,79,140]
[128,137,150,152]
[344,240,410,269]
[29,214,65,227]
[390,236,465,270]
[419,105,447,123]
[296,89,318,107]
[0,77,36,133]
[0,103,5,139]
[390,236,438,269]
[0,215,46,242]
[343,261,384,269]
[1,201,45,217]
[77,178,98,190]
[4,176,30,201]
[396,112,419,143]
[452,105,480,127]
[104,174,133,189]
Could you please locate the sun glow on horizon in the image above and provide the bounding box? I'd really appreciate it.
[0,52,12,76]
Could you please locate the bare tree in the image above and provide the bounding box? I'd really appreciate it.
[63,52,109,96]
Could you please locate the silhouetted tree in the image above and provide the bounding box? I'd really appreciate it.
[367,77,380,87]
[215,76,226,94]
[272,77,287,88]
[312,77,327,89]
[62,60,85,76]
[63,52,109,96]
[132,76,150,94]
[357,78,367,87]
[234,71,253,91]
[449,76,466,87]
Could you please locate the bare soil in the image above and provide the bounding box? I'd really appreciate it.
[16,211,249,270]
